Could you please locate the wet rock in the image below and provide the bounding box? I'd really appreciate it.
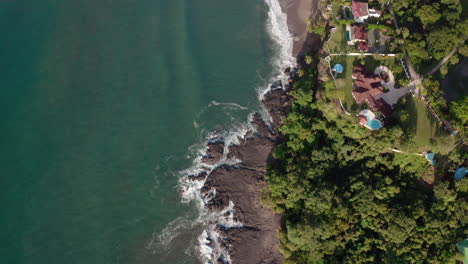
[262,88,293,128]
[202,139,225,165]
[251,112,275,138]
[199,66,295,264]
[270,80,283,89]
[187,171,208,181]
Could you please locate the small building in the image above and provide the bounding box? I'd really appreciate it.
[425,152,436,166]
[352,65,392,116]
[352,0,382,23]
[346,24,368,45]
[454,167,467,180]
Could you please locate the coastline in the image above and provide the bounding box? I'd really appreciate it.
[278,0,320,57]
[189,77,297,264]
[180,1,320,263]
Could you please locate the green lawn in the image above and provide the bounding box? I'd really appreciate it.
[328,24,348,54]
[410,97,440,146]
[330,55,358,112]
[398,94,448,151]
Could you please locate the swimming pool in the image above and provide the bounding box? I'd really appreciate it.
[344,6,352,19]
[359,109,382,130]
[346,30,351,41]
[367,119,382,130]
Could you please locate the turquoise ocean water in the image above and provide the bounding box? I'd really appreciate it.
[0,0,275,263]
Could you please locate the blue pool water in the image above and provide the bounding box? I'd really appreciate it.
[346,31,351,41]
[367,119,382,130]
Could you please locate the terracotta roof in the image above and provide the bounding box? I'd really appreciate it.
[357,41,369,51]
[351,65,392,116]
[352,65,381,84]
[353,25,367,40]
[352,0,369,17]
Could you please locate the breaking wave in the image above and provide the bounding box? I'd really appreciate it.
[155,0,295,263]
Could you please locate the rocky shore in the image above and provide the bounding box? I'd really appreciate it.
[188,69,298,264]
[185,1,322,263]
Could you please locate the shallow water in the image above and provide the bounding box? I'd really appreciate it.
[0,0,274,263]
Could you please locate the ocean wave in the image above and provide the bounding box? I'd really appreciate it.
[162,0,295,263]
[209,100,248,110]
[257,0,296,100]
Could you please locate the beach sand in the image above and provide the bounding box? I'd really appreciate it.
[278,0,319,57]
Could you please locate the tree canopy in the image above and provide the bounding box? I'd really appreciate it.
[265,67,467,264]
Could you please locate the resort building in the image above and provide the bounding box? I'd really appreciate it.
[346,24,367,45]
[352,0,382,23]
[345,24,369,51]
[352,65,392,117]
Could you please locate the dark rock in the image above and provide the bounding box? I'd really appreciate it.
[262,88,293,129]
[251,113,275,138]
[198,66,295,264]
[187,171,208,181]
[270,80,282,89]
[202,139,225,165]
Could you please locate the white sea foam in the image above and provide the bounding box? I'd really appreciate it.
[165,0,296,263]
[258,0,296,99]
[196,200,244,263]
[209,100,248,110]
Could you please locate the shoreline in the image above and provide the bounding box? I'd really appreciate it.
[278,0,320,58]
[181,0,320,263]
[190,76,298,264]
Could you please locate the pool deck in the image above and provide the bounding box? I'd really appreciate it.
[359,109,382,130]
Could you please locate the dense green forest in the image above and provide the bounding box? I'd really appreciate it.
[390,0,468,131]
[390,0,467,71]
[265,1,468,263]
[265,65,467,263]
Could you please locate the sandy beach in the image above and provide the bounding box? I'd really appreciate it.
[278,0,319,57]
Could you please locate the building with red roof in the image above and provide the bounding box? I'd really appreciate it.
[346,24,368,49]
[353,25,367,40]
[357,41,369,51]
[351,0,382,23]
[351,65,392,117]
[352,1,369,20]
